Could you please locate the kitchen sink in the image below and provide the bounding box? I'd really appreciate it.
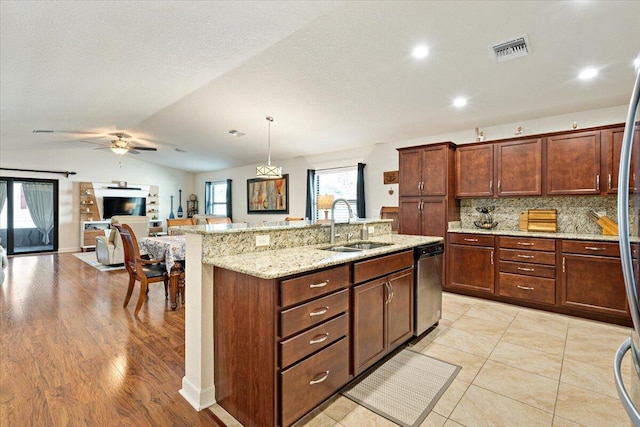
[322,241,394,252]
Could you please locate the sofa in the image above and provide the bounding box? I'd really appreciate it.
[95,215,149,266]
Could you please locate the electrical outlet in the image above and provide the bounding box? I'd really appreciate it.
[256,235,270,247]
[368,226,375,234]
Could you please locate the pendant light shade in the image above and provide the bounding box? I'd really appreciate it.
[256,116,282,178]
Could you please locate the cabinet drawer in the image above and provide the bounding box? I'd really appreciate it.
[281,264,350,308]
[498,273,555,305]
[281,337,350,427]
[500,236,555,252]
[280,313,349,369]
[84,229,105,246]
[499,249,556,265]
[281,289,349,338]
[449,233,495,247]
[353,250,413,284]
[562,240,620,257]
[499,261,555,279]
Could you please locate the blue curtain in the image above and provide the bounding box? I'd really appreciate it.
[357,163,366,218]
[225,179,233,220]
[305,169,315,220]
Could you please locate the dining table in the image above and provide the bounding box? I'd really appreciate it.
[138,235,186,310]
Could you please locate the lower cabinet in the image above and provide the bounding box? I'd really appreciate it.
[352,267,414,375]
[560,240,630,318]
[446,233,495,294]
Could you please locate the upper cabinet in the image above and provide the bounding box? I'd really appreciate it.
[546,130,601,196]
[603,125,640,194]
[455,144,494,197]
[495,138,543,197]
[398,143,452,196]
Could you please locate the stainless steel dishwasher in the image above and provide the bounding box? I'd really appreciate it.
[414,242,444,336]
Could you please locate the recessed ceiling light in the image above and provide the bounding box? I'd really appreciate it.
[453,97,467,108]
[412,45,429,59]
[578,67,598,80]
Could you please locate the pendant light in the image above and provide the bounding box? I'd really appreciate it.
[256,116,282,178]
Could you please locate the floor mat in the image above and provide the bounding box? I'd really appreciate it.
[342,349,460,427]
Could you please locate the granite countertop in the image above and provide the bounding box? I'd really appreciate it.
[449,227,627,242]
[210,234,442,279]
[184,218,392,235]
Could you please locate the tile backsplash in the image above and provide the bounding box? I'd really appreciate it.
[460,196,630,234]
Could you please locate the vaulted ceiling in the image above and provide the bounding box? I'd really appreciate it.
[2,1,639,173]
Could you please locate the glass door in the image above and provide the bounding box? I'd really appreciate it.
[0,177,58,255]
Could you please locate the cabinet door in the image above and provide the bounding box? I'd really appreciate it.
[456,144,494,197]
[447,244,495,293]
[352,279,387,374]
[399,149,423,197]
[495,138,542,196]
[604,125,640,193]
[386,268,414,351]
[421,145,448,196]
[546,131,601,195]
[421,198,447,238]
[560,254,630,318]
[398,198,422,235]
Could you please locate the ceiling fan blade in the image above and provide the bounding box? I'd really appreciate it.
[80,139,109,146]
[33,130,104,135]
[92,147,110,151]
[128,146,157,151]
[128,150,140,155]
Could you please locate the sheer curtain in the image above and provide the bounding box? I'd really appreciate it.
[0,181,6,215]
[22,182,54,244]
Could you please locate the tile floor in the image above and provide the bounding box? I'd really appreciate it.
[211,292,634,427]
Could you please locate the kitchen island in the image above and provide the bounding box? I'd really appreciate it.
[176,219,440,426]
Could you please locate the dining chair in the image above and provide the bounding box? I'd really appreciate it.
[114,224,169,316]
[166,218,195,227]
[284,217,304,221]
[206,217,231,224]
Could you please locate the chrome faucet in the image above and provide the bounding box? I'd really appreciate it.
[330,198,354,244]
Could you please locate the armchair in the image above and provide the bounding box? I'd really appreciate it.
[95,215,149,266]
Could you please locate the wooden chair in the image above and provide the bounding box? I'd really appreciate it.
[284,217,304,221]
[206,217,231,224]
[166,218,195,227]
[114,224,169,316]
[380,206,399,232]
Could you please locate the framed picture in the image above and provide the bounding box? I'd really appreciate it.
[247,174,289,214]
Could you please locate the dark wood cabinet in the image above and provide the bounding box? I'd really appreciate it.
[560,240,630,318]
[398,142,458,240]
[398,198,446,237]
[399,144,450,197]
[446,233,495,294]
[455,144,494,197]
[352,251,414,375]
[546,130,601,195]
[603,125,640,193]
[495,138,543,197]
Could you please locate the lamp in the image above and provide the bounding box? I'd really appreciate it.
[256,116,283,178]
[317,194,335,221]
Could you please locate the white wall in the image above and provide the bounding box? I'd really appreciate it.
[2,104,629,252]
[1,147,195,252]
[197,104,630,224]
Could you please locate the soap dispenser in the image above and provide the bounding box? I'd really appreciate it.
[360,224,368,240]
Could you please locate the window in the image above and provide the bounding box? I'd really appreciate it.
[204,179,232,218]
[315,167,357,221]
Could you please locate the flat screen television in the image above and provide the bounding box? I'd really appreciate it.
[103,196,146,219]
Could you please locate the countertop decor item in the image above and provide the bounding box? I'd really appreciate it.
[519,209,557,232]
[588,210,618,236]
[473,206,498,229]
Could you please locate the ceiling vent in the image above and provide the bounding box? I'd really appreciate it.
[490,34,531,63]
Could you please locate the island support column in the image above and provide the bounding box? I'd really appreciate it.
[179,233,216,410]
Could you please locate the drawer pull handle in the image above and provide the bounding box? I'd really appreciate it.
[309,307,329,317]
[517,285,535,291]
[464,238,479,242]
[517,242,534,246]
[517,254,534,259]
[309,370,330,385]
[584,246,606,251]
[517,267,535,272]
[309,333,330,345]
[309,281,329,288]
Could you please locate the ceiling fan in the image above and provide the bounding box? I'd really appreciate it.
[33,130,158,155]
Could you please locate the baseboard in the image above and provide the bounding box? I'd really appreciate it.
[179,376,216,411]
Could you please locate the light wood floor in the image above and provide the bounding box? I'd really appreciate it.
[0,253,220,426]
